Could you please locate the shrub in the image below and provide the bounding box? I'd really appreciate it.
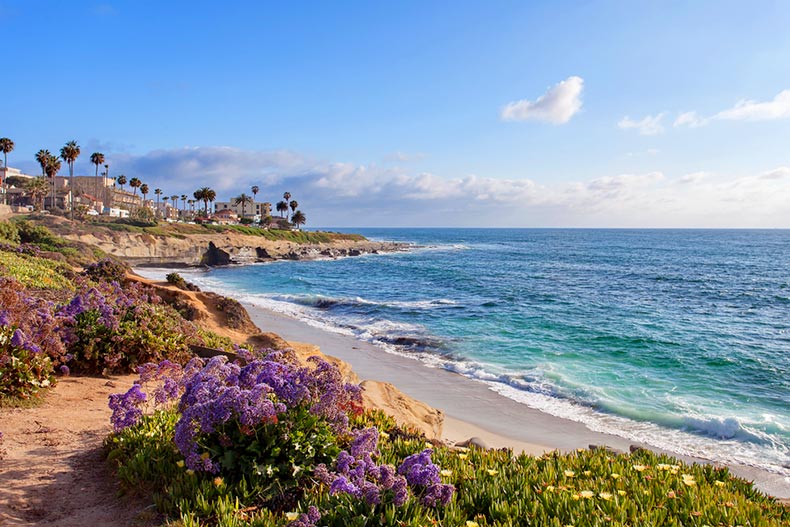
[83,258,129,283]
[0,221,20,244]
[0,251,74,290]
[214,295,249,329]
[0,322,55,399]
[57,282,197,374]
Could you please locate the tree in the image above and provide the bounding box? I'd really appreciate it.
[0,137,14,205]
[35,149,50,176]
[251,185,259,201]
[26,177,50,211]
[234,193,253,218]
[170,195,179,219]
[140,183,149,205]
[129,177,142,197]
[289,199,298,220]
[181,194,187,212]
[90,152,105,205]
[188,199,195,212]
[193,187,215,217]
[60,140,80,220]
[154,188,162,218]
[276,200,288,217]
[117,174,127,192]
[283,191,291,203]
[162,196,169,217]
[45,155,61,211]
[291,210,306,229]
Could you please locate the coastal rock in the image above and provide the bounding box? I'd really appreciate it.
[456,437,489,450]
[202,242,232,266]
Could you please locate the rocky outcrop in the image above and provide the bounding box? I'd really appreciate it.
[61,230,407,267]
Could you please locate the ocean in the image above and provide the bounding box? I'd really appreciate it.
[139,228,790,476]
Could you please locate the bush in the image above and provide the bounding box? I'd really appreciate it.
[214,295,249,329]
[0,221,20,244]
[0,323,55,399]
[83,258,129,283]
[0,251,74,290]
[57,282,197,374]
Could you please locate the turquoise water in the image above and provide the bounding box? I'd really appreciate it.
[150,229,790,475]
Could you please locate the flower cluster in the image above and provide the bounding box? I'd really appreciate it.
[108,384,148,431]
[398,449,455,506]
[287,506,321,527]
[315,427,410,507]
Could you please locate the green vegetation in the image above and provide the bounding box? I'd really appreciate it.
[0,251,74,290]
[106,404,790,527]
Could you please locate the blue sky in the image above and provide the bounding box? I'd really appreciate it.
[2,0,790,227]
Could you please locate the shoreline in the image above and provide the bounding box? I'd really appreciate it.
[131,264,790,499]
[239,300,790,498]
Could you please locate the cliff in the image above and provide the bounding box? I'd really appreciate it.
[56,226,406,266]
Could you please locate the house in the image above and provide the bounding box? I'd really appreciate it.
[214,200,271,219]
[212,208,239,224]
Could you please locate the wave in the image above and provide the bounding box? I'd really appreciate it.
[269,293,459,312]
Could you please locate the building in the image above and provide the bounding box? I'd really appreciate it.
[214,200,271,219]
[212,208,239,224]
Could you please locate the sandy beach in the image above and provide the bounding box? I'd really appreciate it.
[241,298,790,499]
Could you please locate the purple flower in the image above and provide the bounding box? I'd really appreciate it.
[10,329,25,348]
[288,506,321,527]
[108,384,148,431]
[60,365,70,376]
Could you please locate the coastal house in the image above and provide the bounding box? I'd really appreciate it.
[212,208,239,224]
[214,200,271,220]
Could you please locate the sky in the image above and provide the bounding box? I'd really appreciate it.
[2,0,790,227]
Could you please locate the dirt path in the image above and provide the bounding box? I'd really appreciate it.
[0,375,155,527]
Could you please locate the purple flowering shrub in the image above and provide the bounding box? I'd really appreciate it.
[0,278,63,397]
[57,281,197,374]
[82,258,129,283]
[110,350,363,504]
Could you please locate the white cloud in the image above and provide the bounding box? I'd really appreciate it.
[714,89,790,121]
[58,145,790,227]
[673,111,709,128]
[674,88,790,128]
[617,113,665,135]
[501,76,584,124]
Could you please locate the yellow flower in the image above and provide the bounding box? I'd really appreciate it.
[213,477,224,487]
[186,469,195,475]
[632,464,647,472]
[571,494,580,501]
[458,453,469,460]
[200,452,210,460]
[486,469,499,476]
[466,522,479,527]
[617,490,627,496]
[441,469,453,477]
[682,474,696,486]
[599,492,613,501]
[657,463,672,471]
[545,485,555,492]
[286,512,299,521]
[564,470,575,478]
[379,431,390,439]
[714,480,726,487]
[580,490,594,499]
[670,468,679,475]
[583,470,592,477]
[176,460,185,468]
[610,473,621,479]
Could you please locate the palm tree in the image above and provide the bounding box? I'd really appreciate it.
[45,155,61,211]
[36,149,50,176]
[26,177,50,211]
[129,177,141,197]
[117,174,127,192]
[60,140,80,220]
[169,195,179,219]
[187,199,195,213]
[289,199,298,220]
[90,152,105,205]
[162,196,169,218]
[154,188,162,217]
[181,194,187,212]
[234,193,253,218]
[251,185,259,202]
[0,137,14,205]
[291,210,306,229]
[276,200,288,218]
[193,187,215,217]
[283,191,291,203]
[140,183,149,206]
